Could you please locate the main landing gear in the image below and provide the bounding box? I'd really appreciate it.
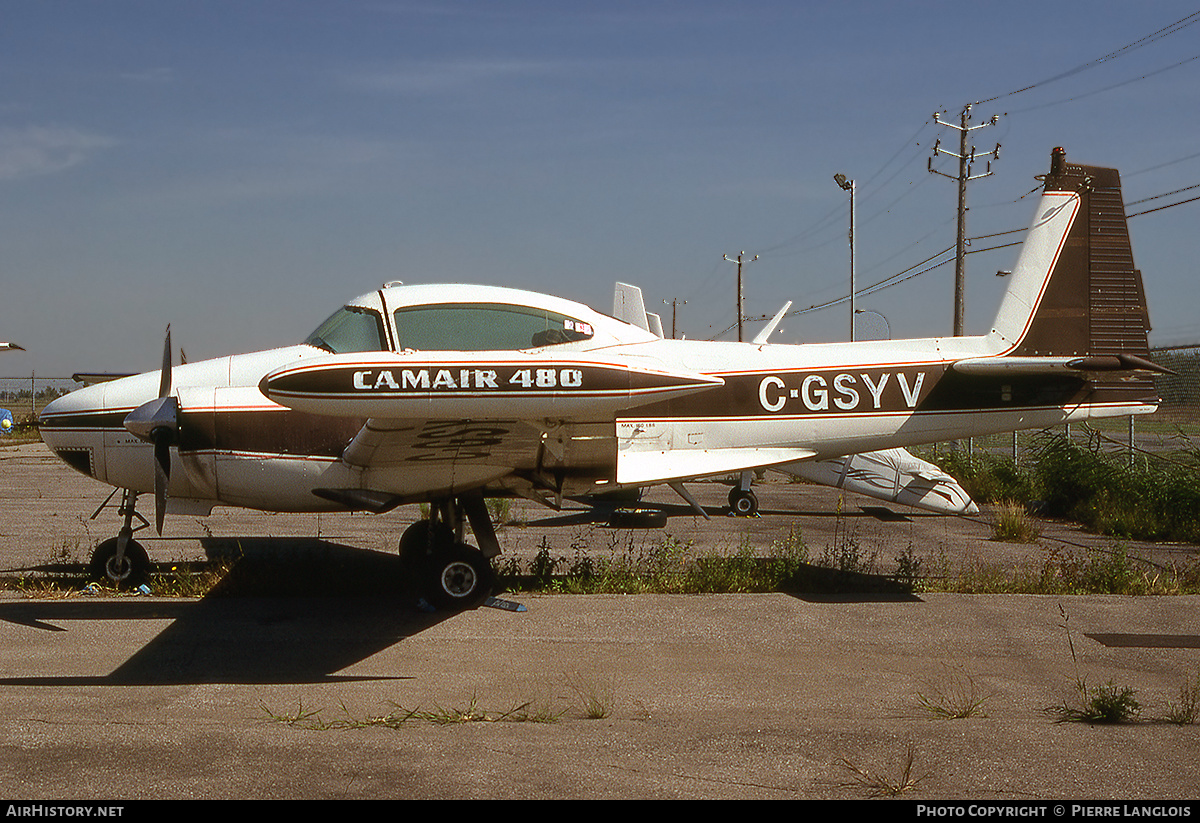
[727,470,759,517]
[88,489,152,588]
[399,492,498,610]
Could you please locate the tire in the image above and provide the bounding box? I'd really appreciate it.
[89,537,150,588]
[609,508,668,529]
[398,519,453,572]
[425,544,492,611]
[728,489,759,517]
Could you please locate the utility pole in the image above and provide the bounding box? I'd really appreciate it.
[928,104,1001,336]
[723,251,758,341]
[664,299,686,339]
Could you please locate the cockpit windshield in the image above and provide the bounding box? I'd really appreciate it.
[393,303,595,351]
[304,306,386,354]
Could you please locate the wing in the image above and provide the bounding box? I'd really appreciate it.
[310,416,616,511]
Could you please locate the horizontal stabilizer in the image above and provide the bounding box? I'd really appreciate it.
[953,353,1175,377]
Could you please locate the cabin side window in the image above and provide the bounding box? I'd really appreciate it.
[304,306,387,353]
[393,303,595,351]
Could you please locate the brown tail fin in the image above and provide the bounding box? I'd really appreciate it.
[1010,147,1151,358]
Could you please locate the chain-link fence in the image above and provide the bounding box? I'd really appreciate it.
[0,376,82,429]
[936,345,1200,463]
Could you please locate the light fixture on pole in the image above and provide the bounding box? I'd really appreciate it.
[833,173,856,342]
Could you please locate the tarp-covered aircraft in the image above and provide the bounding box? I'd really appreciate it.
[1,343,23,435]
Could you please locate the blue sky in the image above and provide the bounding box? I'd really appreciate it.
[3,1,1199,376]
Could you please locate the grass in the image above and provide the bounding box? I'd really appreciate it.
[933,432,1200,544]
[497,527,816,595]
[1163,671,1200,725]
[1048,681,1142,724]
[11,515,1198,600]
[933,543,1195,596]
[837,742,928,798]
[149,561,235,597]
[1046,605,1141,725]
[563,673,614,719]
[990,500,1041,543]
[915,667,995,719]
[263,692,572,729]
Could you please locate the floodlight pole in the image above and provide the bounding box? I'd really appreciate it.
[834,173,856,341]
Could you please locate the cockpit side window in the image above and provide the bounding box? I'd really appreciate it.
[304,306,386,354]
[393,303,595,351]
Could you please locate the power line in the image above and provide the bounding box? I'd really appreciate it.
[977,10,1200,104]
[1127,193,1200,218]
[1010,51,1200,114]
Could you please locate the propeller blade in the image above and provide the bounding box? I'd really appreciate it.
[128,321,176,535]
[153,433,171,534]
[159,324,172,399]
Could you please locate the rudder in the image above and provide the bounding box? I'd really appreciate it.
[1004,147,1152,359]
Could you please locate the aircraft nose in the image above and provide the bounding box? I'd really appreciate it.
[39,382,102,428]
[39,383,110,480]
[39,391,71,424]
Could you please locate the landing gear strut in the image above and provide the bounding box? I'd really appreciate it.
[728,471,759,517]
[88,489,151,587]
[398,493,497,610]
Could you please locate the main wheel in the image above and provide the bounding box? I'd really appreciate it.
[89,537,150,588]
[728,489,759,517]
[425,544,492,611]
[398,519,454,572]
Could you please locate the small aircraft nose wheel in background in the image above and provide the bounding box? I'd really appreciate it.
[728,488,759,517]
[89,536,150,588]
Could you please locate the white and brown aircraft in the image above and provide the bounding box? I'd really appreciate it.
[39,148,1168,607]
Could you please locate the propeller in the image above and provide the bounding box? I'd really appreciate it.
[122,326,178,533]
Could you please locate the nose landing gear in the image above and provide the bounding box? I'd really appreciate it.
[87,489,151,588]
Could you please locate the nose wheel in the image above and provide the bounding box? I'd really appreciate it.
[87,488,152,588]
[89,535,150,588]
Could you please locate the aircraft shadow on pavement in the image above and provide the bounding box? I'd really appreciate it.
[0,538,460,686]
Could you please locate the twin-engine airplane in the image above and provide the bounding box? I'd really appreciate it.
[40,149,1168,607]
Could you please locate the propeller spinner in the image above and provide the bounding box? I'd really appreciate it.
[122,326,178,533]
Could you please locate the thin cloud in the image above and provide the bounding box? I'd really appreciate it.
[0,126,117,181]
[339,59,561,96]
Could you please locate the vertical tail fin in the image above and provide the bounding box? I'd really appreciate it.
[989,147,1152,359]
